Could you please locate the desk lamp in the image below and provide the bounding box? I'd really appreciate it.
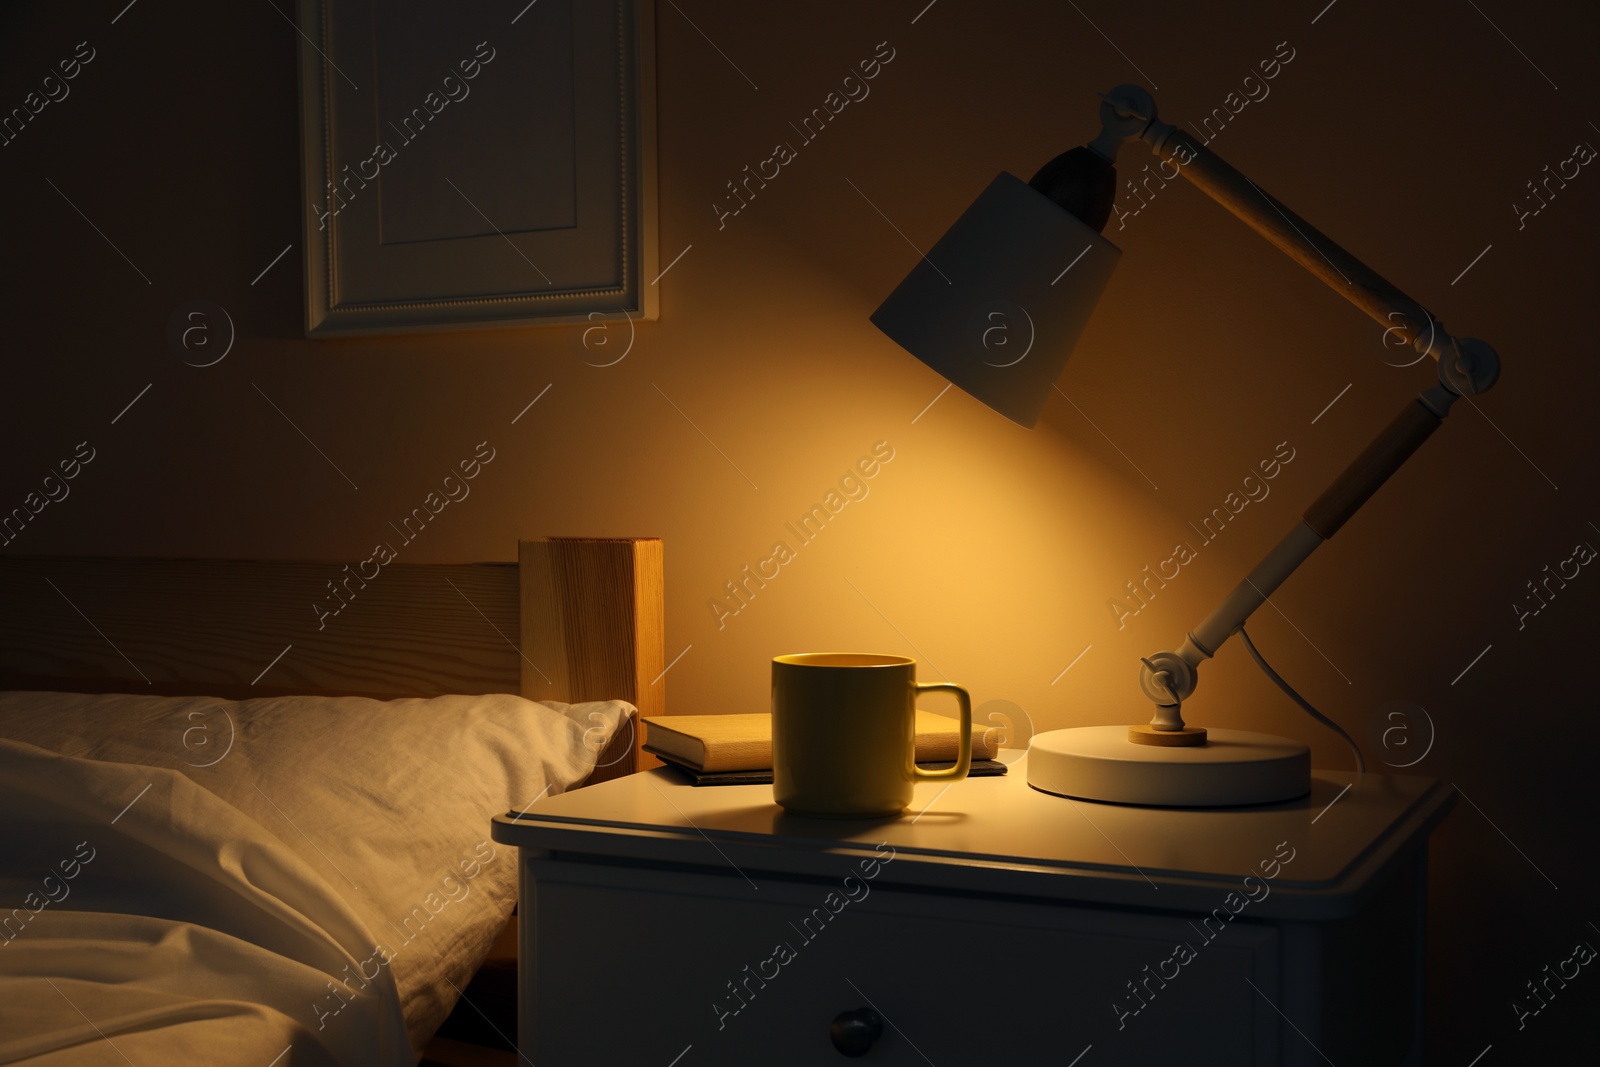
[871,85,1500,806]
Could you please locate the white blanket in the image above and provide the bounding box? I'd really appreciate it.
[0,691,630,1064]
[0,739,412,1065]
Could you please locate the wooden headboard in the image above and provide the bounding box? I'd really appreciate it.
[0,537,664,783]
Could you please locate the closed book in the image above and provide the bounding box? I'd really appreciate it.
[646,748,1010,786]
[641,711,997,773]
[642,714,771,772]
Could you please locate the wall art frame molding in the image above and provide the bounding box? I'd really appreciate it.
[296,0,657,337]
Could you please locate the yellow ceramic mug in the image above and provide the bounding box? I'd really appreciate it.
[772,653,972,818]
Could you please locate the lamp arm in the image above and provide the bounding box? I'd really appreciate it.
[1139,387,1465,724]
[1086,86,1505,728]
[1139,391,1438,705]
[1093,84,1499,397]
[1148,125,1443,360]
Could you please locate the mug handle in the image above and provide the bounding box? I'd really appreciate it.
[912,682,972,781]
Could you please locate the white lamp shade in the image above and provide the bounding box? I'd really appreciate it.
[870,172,1121,428]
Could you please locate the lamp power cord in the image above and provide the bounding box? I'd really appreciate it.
[1237,626,1365,774]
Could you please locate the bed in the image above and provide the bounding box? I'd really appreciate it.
[0,537,664,1066]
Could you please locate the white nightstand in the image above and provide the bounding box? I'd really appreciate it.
[491,757,1453,1066]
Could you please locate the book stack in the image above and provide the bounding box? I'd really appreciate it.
[642,711,1007,785]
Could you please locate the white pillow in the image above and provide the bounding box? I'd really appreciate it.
[0,689,629,1052]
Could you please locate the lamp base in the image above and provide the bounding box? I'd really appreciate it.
[1027,725,1310,807]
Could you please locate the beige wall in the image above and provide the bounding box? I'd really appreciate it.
[3,0,1598,1058]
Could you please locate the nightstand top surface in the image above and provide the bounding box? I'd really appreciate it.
[493,756,1453,918]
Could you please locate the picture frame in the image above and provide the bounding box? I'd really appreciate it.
[296,0,657,337]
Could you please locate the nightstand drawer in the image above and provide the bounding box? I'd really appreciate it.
[521,856,1281,1064]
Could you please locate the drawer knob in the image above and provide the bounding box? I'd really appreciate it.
[829,1007,883,1057]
